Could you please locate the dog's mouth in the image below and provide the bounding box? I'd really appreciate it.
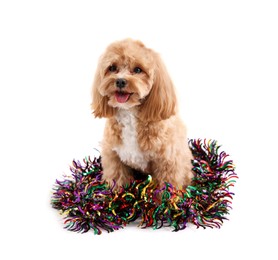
[115,91,133,103]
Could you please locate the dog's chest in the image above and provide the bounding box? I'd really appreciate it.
[113,110,148,170]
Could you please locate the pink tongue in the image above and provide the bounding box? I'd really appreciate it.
[115,92,131,103]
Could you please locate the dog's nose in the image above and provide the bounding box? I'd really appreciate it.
[116,78,127,89]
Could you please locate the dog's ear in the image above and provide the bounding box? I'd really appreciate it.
[139,53,177,122]
[91,63,116,118]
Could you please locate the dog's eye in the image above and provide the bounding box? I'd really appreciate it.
[108,65,117,72]
[133,67,142,74]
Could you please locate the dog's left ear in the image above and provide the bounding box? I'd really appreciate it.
[139,53,177,122]
[91,62,116,118]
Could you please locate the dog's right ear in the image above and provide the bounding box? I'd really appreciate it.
[139,53,177,122]
[91,64,116,118]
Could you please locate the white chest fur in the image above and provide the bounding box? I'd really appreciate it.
[113,109,148,170]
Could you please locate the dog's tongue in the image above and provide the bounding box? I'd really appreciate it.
[115,92,131,103]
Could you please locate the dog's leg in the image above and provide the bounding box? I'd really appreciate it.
[101,149,133,190]
[151,158,193,189]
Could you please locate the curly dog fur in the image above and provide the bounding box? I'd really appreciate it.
[91,39,193,189]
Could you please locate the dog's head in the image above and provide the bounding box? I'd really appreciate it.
[91,39,177,121]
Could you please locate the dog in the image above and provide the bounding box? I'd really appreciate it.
[91,39,193,190]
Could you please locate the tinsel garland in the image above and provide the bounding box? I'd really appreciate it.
[51,139,237,234]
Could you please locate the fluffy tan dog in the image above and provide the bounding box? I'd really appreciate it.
[91,39,193,190]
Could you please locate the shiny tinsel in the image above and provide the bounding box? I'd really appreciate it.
[51,139,237,234]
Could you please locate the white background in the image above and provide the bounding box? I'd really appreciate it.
[1,0,277,259]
